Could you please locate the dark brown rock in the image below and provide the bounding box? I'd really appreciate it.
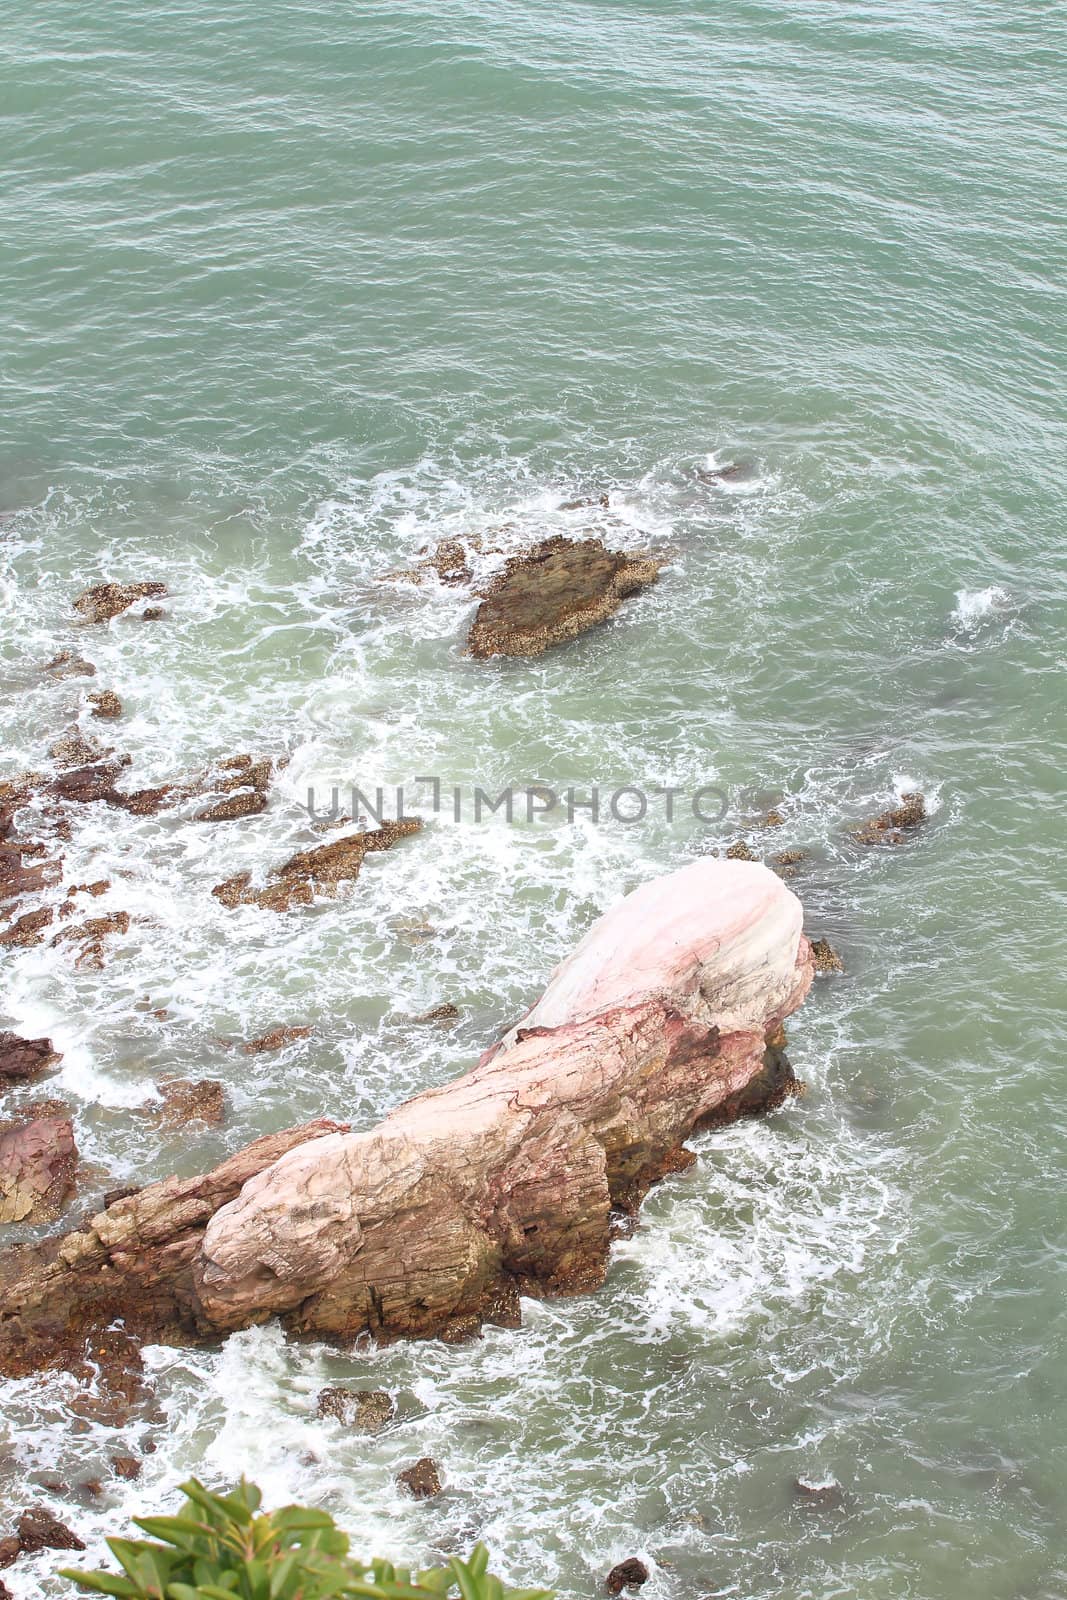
[141,607,167,621]
[242,1025,313,1055]
[0,1538,18,1570]
[110,1455,141,1481]
[152,1078,226,1128]
[15,1506,86,1554]
[466,536,660,659]
[560,493,611,510]
[88,690,122,720]
[0,1034,61,1085]
[792,1478,848,1513]
[0,1114,78,1224]
[73,583,167,624]
[213,818,421,912]
[316,1387,396,1431]
[725,840,757,862]
[606,1559,650,1593]
[50,757,131,806]
[852,791,927,846]
[396,1457,442,1500]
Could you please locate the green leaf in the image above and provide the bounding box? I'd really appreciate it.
[58,1571,141,1598]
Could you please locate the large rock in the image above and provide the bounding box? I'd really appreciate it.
[0,1113,77,1224]
[0,861,812,1370]
[465,536,660,658]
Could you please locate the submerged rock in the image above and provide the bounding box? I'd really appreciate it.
[606,1559,650,1594]
[152,1079,226,1128]
[410,1003,461,1025]
[50,911,130,970]
[141,607,167,621]
[396,1458,442,1500]
[72,583,167,624]
[792,1478,849,1513]
[465,536,660,659]
[44,652,96,680]
[213,819,421,912]
[241,1025,314,1055]
[0,1113,77,1224]
[852,791,927,846]
[317,1387,396,1431]
[110,1455,142,1481]
[0,1034,62,1086]
[50,757,131,806]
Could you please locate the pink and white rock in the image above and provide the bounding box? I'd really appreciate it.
[0,859,812,1370]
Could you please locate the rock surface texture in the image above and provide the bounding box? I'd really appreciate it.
[0,860,811,1373]
[465,536,660,658]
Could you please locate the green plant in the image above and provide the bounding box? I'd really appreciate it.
[61,1478,553,1600]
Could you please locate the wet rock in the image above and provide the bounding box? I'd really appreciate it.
[48,727,113,770]
[50,911,130,970]
[141,607,167,621]
[87,690,122,720]
[110,1455,141,1481]
[15,1506,86,1554]
[317,1387,396,1431]
[810,938,844,974]
[213,819,421,912]
[852,791,927,846]
[242,1025,313,1055]
[466,536,660,659]
[65,880,110,902]
[0,907,55,948]
[0,1034,62,1086]
[196,790,268,822]
[771,850,807,868]
[73,583,167,624]
[725,840,757,861]
[0,1119,348,1375]
[50,757,131,806]
[0,1113,78,1224]
[410,1003,461,1025]
[396,1458,442,1500]
[112,785,177,816]
[152,1078,226,1128]
[44,651,96,679]
[792,1478,848,1513]
[694,461,749,483]
[606,1559,650,1593]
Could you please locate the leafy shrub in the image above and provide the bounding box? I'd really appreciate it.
[61,1477,552,1600]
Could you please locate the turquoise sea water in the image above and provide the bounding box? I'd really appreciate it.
[2,3,1066,1596]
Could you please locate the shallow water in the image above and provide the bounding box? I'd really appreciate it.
[2,2,1066,1596]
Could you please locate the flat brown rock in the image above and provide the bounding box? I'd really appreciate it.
[0,908,55,948]
[48,727,113,770]
[73,583,167,624]
[51,911,130,970]
[242,1025,313,1055]
[0,1114,77,1224]
[466,536,660,659]
[44,651,96,679]
[152,1078,226,1128]
[0,1034,62,1086]
[214,819,421,912]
